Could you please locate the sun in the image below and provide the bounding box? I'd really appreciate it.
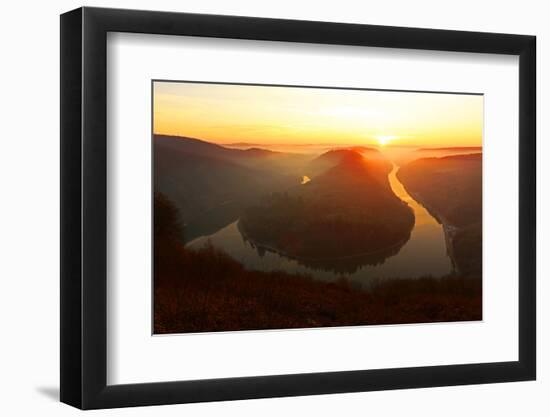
[375,135,397,146]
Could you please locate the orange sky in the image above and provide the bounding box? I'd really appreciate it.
[153,81,483,148]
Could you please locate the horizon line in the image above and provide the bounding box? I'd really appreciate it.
[153,132,482,150]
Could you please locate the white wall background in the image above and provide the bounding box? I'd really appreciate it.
[0,0,545,415]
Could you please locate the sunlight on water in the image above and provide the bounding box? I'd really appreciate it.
[387,164,437,227]
[187,163,454,286]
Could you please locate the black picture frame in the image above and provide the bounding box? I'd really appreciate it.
[60,6,536,410]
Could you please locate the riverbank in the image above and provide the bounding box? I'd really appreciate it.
[237,218,411,263]
[404,186,459,274]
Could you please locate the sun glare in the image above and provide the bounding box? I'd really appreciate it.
[375,135,397,146]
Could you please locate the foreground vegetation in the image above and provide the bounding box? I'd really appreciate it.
[154,193,481,334]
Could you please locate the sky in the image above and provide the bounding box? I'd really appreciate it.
[153,81,483,148]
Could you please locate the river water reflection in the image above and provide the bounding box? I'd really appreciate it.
[187,164,454,286]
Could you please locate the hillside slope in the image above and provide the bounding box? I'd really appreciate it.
[240,150,414,271]
[397,153,482,276]
[154,135,303,241]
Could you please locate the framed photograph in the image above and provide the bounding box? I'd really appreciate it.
[60,7,536,409]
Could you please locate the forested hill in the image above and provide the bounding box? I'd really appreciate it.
[240,150,414,269]
[305,147,390,179]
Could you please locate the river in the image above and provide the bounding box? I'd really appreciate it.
[186,164,454,286]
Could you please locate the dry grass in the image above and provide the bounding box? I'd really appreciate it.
[154,242,481,334]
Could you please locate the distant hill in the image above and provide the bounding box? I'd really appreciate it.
[306,148,391,181]
[155,135,235,158]
[327,145,380,154]
[155,135,309,172]
[241,147,278,157]
[415,146,482,152]
[309,149,361,170]
[394,146,482,165]
[155,135,258,164]
[224,142,262,147]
